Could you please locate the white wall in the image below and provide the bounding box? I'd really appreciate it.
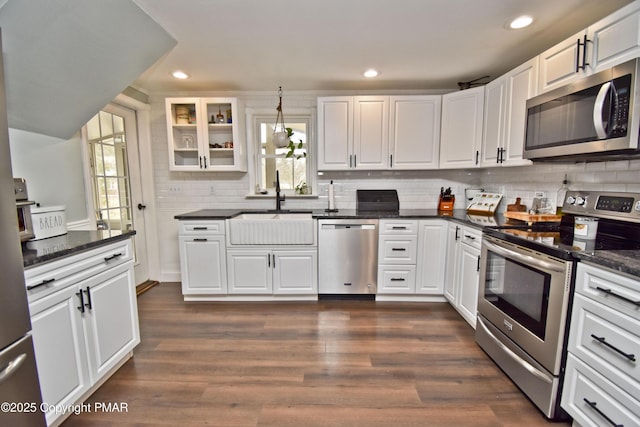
[9,128,87,223]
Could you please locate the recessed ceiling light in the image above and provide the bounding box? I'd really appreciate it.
[363,69,379,78]
[509,15,533,29]
[172,70,190,79]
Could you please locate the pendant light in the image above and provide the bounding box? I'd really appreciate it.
[273,86,290,148]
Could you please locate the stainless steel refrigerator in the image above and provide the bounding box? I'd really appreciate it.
[0,31,46,426]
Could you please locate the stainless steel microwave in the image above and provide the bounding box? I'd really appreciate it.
[524,58,640,161]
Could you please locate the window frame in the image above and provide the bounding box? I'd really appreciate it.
[245,107,317,197]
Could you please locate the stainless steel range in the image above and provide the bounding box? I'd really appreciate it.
[476,190,640,420]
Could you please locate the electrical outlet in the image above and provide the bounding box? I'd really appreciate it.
[168,185,182,193]
[534,191,545,198]
[209,186,216,195]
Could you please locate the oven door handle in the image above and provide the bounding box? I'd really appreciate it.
[477,317,553,384]
[483,239,565,273]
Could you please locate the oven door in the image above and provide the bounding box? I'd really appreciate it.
[477,235,573,375]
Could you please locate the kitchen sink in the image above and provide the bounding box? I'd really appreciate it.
[228,212,314,245]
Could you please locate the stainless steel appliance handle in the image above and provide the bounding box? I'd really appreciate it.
[483,239,565,273]
[477,317,553,384]
[593,81,612,139]
[0,353,27,385]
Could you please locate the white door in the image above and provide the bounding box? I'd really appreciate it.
[83,103,150,285]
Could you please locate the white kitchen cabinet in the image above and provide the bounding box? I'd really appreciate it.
[26,239,139,427]
[178,221,227,298]
[443,223,481,328]
[440,87,484,169]
[377,220,419,294]
[443,222,460,303]
[538,30,587,93]
[456,236,481,328]
[318,95,441,171]
[561,262,640,426]
[415,220,447,295]
[317,96,388,170]
[317,96,353,170]
[538,1,640,93]
[166,97,245,172]
[227,248,317,295]
[481,58,537,167]
[389,96,441,170]
[589,1,640,73]
[353,96,389,169]
[30,284,90,426]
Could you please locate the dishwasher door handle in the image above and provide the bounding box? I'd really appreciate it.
[321,224,376,230]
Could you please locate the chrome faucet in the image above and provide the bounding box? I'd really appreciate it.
[275,170,285,211]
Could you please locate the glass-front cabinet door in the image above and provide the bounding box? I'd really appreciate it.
[165,97,245,171]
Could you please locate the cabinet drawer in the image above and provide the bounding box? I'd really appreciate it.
[179,220,225,235]
[460,226,482,250]
[379,235,417,264]
[378,265,416,294]
[576,262,640,318]
[25,239,133,303]
[569,294,640,394]
[379,220,418,235]
[562,354,640,427]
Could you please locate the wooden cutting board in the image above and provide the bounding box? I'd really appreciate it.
[504,211,562,223]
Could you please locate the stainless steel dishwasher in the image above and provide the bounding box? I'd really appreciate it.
[318,218,378,294]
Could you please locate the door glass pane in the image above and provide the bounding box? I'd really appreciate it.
[87,110,133,236]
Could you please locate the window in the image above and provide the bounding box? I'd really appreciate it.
[251,110,315,195]
[85,110,133,235]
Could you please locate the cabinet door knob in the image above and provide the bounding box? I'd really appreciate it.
[137,203,147,210]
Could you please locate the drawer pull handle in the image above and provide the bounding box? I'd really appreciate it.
[390,278,405,282]
[193,227,208,230]
[583,398,623,427]
[391,248,406,252]
[590,334,636,362]
[464,235,476,240]
[104,252,123,262]
[392,226,408,230]
[595,286,640,307]
[194,238,208,242]
[26,278,55,291]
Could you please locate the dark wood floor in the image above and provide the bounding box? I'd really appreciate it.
[63,283,571,426]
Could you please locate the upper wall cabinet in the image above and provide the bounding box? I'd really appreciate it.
[317,96,387,170]
[440,86,484,169]
[481,57,537,167]
[165,97,246,172]
[389,96,441,170]
[539,1,640,93]
[317,95,441,171]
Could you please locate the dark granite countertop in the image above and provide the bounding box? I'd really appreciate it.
[174,208,511,228]
[575,250,640,279]
[22,230,136,268]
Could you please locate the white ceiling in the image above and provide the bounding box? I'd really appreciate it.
[132,0,632,93]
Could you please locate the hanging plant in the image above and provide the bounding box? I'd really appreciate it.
[283,127,307,160]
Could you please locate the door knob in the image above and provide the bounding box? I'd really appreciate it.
[137,203,147,210]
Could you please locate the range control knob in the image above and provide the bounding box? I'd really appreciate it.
[566,195,576,205]
[575,196,586,206]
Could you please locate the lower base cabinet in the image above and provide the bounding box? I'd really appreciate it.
[27,240,139,426]
[227,249,317,295]
[444,222,481,328]
[561,262,640,426]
